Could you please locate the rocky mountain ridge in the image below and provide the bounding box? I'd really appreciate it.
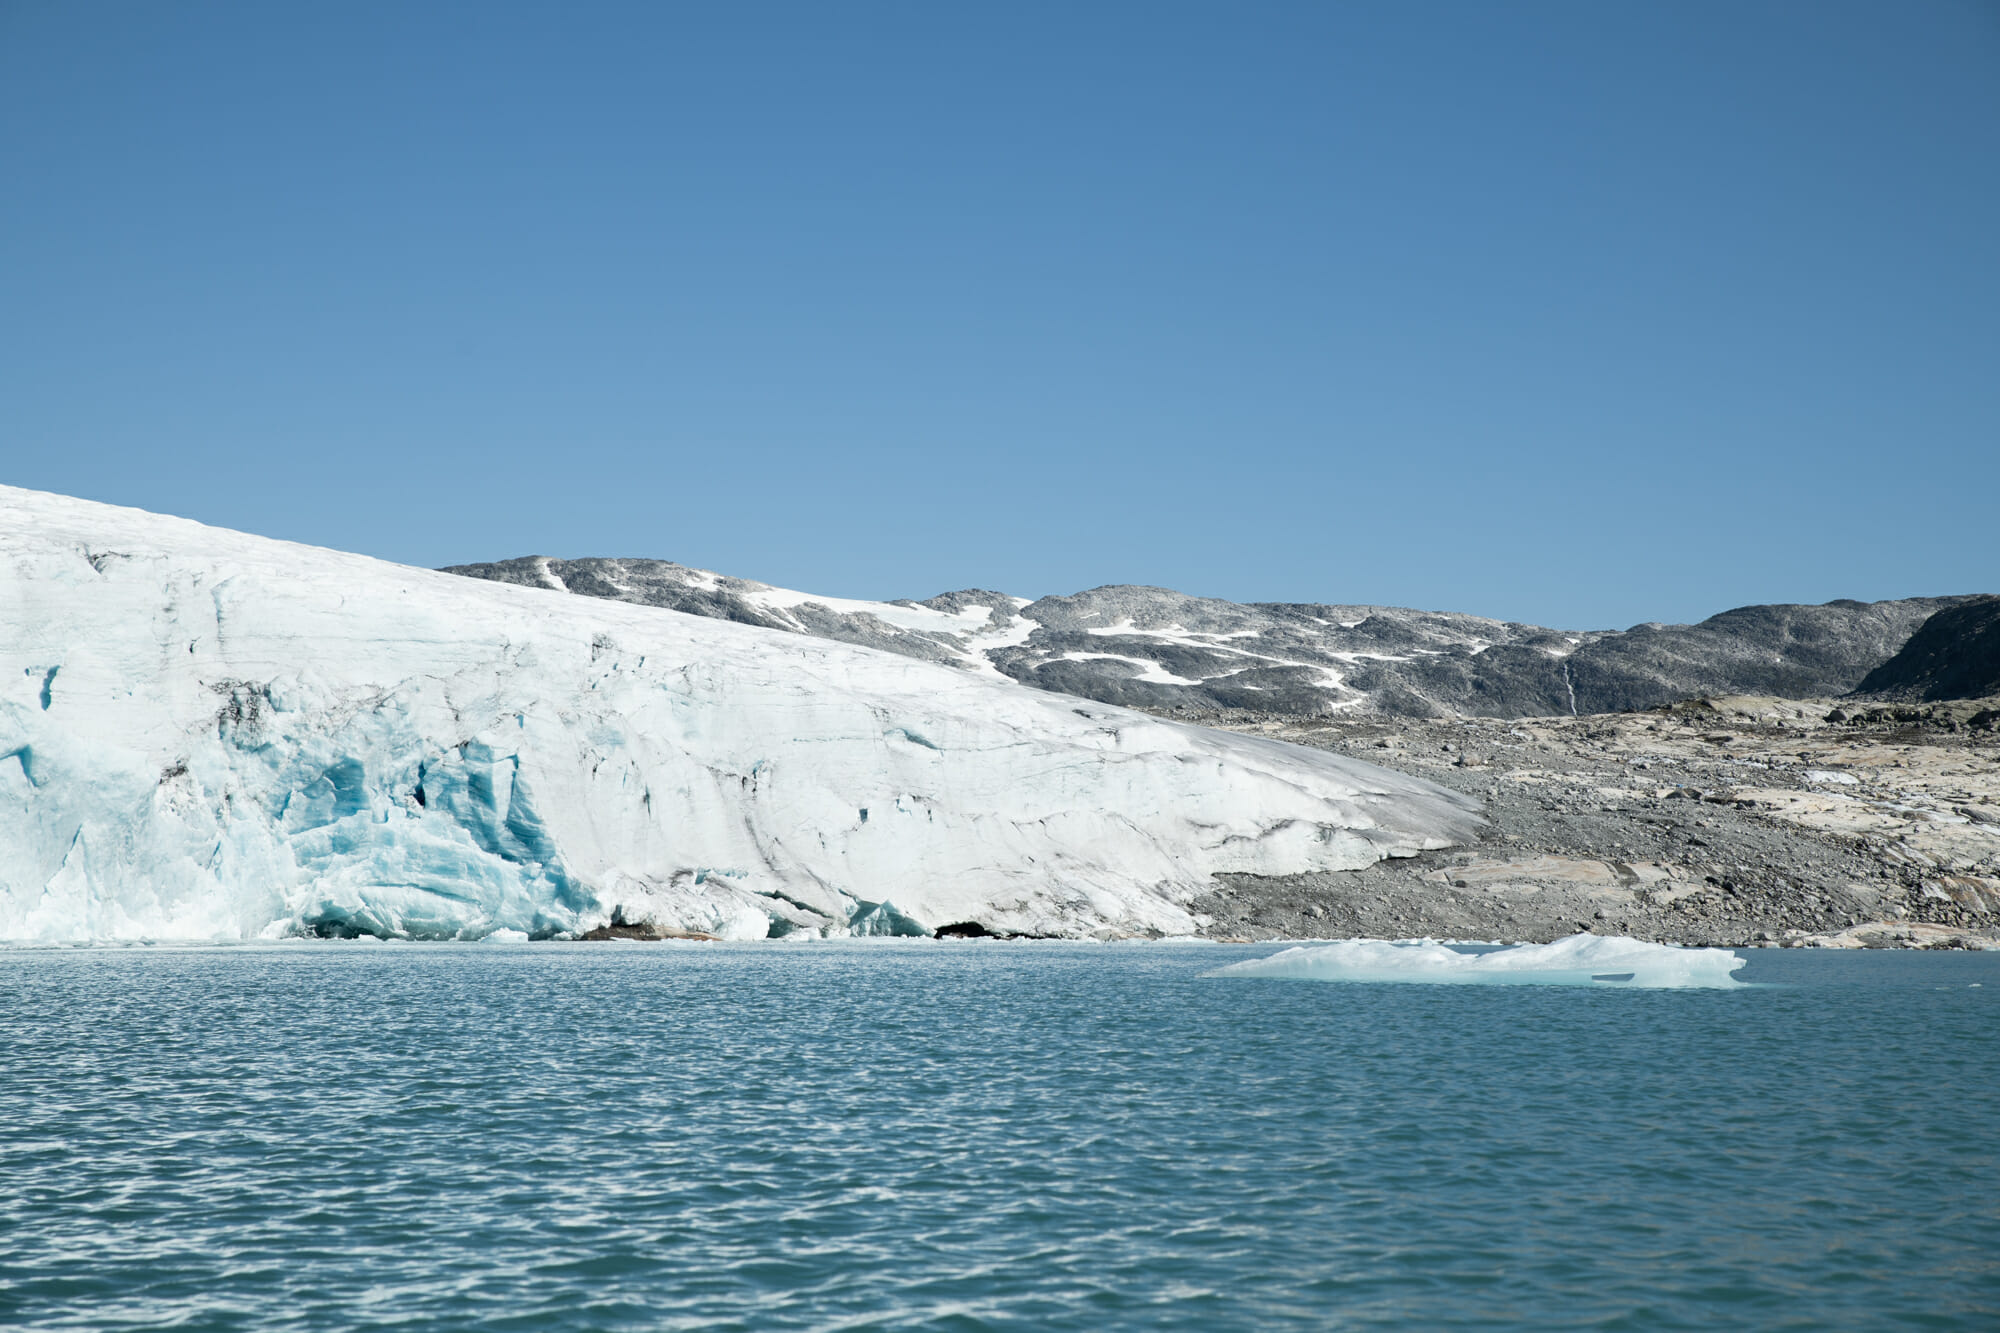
[446,555,1982,720]
[1857,596,2000,702]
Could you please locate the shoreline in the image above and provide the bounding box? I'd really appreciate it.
[1181,694,2000,950]
[4,693,1993,952]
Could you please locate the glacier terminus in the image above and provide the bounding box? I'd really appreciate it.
[0,486,1481,943]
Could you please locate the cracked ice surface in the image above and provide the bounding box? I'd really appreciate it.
[0,486,1482,943]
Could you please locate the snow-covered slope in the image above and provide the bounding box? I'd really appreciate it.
[0,486,1481,943]
[450,557,1966,719]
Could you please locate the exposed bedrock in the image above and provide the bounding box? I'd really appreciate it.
[446,557,1982,721]
[1190,695,2000,949]
[1857,596,2000,703]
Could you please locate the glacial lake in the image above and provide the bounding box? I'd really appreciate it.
[3,941,1995,1330]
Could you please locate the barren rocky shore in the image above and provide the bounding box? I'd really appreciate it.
[1186,695,2000,949]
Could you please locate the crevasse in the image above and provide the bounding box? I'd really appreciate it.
[0,486,1482,943]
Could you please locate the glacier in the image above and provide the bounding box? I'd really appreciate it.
[1209,935,1748,988]
[0,485,1482,943]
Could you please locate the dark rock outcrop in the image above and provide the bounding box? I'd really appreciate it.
[1856,596,2000,702]
[443,555,1982,721]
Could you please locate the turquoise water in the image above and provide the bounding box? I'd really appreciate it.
[2,942,1995,1330]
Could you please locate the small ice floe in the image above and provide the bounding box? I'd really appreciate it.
[481,928,532,944]
[1210,934,1747,989]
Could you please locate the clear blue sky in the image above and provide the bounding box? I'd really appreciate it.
[3,1,1995,629]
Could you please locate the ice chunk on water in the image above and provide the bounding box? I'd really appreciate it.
[846,900,931,937]
[1211,934,1747,989]
[714,902,772,941]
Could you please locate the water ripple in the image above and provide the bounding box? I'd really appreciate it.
[1,943,1995,1329]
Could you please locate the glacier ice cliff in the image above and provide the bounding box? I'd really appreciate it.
[0,486,1481,943]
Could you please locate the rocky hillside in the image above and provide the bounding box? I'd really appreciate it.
[1856,596,2000,702]
[444,555,1977,720]
[1196,693,2000,948]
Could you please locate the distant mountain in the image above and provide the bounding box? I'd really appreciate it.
[1855,596,2000,702]
[444,555,1978,719]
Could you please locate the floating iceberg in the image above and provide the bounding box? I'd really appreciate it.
[0,486,1482,943]
[1210,934,1748,988]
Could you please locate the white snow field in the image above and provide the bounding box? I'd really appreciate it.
[1211,934,1748,988]
[0,486,1481,943]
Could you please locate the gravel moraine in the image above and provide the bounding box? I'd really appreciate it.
[1173,694,2000,949]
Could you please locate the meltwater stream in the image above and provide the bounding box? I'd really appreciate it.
[2,942,1995,1330]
